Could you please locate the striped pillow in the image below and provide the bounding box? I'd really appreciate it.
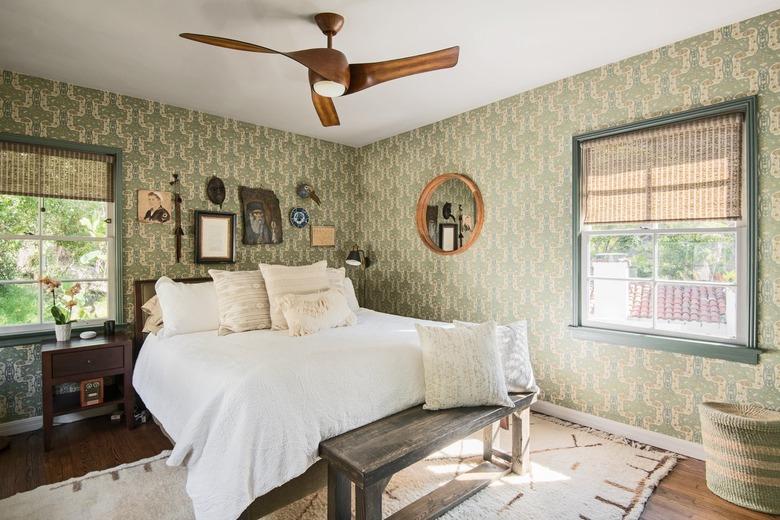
[259,261,330,330]
[208,269,271,335]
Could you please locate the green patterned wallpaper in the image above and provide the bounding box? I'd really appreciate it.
[354,11,780,442]
[1,12,779,443]
[0,71,358,423]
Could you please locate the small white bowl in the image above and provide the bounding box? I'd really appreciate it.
[79,330,97,340]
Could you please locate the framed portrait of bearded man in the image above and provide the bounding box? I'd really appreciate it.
[239,186,283,245]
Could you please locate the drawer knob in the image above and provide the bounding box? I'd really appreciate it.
[87,359,93,364]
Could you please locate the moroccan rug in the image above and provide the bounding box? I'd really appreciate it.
[0,413,677,520]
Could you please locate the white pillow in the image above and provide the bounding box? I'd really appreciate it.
[327,267,360,313]
[154,277,220,337]
[415,321,513,410]
[209,269,271,335]
[258,261,330,330]
[279,288,356,337]
[454,320,537,393]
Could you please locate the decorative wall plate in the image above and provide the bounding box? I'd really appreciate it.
[289,207,309,228]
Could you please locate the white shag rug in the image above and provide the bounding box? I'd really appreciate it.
[0,414,677,520]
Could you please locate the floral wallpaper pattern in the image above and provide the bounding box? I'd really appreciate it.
[1,11,779,444]
[354,10,780,442]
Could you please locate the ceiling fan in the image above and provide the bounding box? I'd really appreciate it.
[180,12,459,127]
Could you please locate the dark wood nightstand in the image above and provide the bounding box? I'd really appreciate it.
[41,332,135,450]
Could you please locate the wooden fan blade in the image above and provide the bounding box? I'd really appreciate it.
[345,46,459,95]
[288,49,349,87]
[179,33,278,53]
[311,91,340,127]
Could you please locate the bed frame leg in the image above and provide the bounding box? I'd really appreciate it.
[511,407,530,475]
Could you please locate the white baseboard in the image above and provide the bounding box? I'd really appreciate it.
[0,404,118,437]
[532,400,706,460]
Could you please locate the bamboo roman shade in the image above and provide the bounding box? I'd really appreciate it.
[0,141,114,202]
[581,112,743,224]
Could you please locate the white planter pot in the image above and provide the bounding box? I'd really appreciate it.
[54,323,72,342]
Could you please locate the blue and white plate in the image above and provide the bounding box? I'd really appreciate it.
[289,207,309,228]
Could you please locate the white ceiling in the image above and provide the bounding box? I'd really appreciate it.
[1,1,778,147]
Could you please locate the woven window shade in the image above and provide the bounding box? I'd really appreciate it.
[581,113,743,224]
[0,141,114,202]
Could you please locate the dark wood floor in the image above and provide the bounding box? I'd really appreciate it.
[0,416,776,519]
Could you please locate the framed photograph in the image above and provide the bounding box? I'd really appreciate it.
[137,189,173,223]
[239,186,283,245]
[194,211,236,263]
[311,225,336,247]
[439,223,458,252]
[80,378,104,407]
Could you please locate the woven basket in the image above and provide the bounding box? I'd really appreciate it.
[699,402,780,514]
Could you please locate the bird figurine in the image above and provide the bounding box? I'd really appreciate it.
[296,183,321,205]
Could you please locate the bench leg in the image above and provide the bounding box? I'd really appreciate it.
[355,477,389,520]
[482,422,495,461]
[328,465,352,520]
[511,407,530,475]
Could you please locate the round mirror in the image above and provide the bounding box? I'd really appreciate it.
[415,173,484,255]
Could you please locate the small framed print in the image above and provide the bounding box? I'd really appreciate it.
[194,211,236,263]
[310,225,336,247]
[80,378,104,407]
[137,189,173,223]
[439,223,458,252]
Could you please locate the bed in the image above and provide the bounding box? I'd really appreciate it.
[132,278,442,520]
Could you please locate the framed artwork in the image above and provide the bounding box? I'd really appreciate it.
[137,189,173,223]
[311,225,336,247]
[439,223,458,252]
[194,211,236,263]
[80,378,104,407]
[239,186,283,245]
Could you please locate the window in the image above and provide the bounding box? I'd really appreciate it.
[571,98,757,363]
[0,137,121,337]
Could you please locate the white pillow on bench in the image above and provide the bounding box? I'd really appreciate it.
[415,321,513,410]
[454,320,537,393]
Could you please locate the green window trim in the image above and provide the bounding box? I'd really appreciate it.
[570,96,758,365]
[0,132,124,347]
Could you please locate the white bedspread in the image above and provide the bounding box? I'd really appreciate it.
[133,309,440,520]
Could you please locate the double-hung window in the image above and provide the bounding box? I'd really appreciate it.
[571,98,757,363]
[0,138,121,337]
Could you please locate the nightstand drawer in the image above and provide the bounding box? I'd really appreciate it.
[51,346,124,378]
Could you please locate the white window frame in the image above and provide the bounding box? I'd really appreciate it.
[580,220,748,345]
[0,196,116,335]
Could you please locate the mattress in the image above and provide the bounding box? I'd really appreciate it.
[133,309,442,520]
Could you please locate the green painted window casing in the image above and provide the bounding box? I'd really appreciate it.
[0,132,124,348]
[570,96,759,365]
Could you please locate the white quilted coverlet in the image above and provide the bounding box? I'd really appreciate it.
[133,309,438,520]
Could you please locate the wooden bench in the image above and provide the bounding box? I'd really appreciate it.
[319,392,536,520]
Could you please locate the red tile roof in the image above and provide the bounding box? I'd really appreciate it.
[629,283,726,323]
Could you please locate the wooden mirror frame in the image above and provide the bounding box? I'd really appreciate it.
[415,173,484,255]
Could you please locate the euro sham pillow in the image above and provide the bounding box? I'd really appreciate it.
[454,320,537,393]
[208,269,271,335]
[258,261,330,330]
[154,277,220,337]
[279,288,357,337]
[415,321,513,410]
[327,267,360,313]
[141,295,163,334]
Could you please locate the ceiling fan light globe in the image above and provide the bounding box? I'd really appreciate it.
[313,80,346,98]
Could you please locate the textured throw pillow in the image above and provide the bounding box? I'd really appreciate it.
[415,321,513,410]
[279,288,357,337]
[154,277,220,337]
[208,269,271,335]
[258,261,330,330]
[141,295,163,334]
[327,267,360,313]
[454,320,537,393]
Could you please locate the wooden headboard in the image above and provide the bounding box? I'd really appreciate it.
[133,277,211,347]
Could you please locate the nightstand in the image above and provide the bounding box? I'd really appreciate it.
[41,332,135,450]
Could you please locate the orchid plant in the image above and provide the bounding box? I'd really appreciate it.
[38,276,81,325]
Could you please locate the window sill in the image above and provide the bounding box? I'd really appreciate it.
[0,323,127,348]
[568,325,759,364]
